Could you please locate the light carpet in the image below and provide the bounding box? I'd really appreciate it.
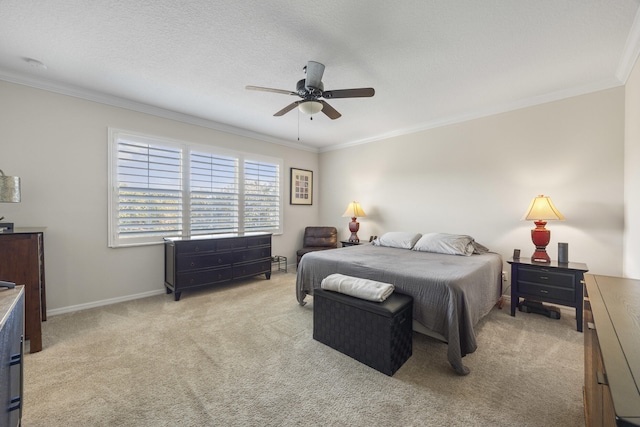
[22,272,584,426]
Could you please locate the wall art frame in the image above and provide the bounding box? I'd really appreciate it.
[290,168,313,205]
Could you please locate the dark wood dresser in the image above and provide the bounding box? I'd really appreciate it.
[584,274,640,426]
[0,285,24,427]
[0,228,46,352]
[164,233,272,300]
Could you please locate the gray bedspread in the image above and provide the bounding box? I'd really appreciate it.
[296,244,503,375]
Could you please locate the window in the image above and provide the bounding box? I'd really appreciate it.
[108,129,283,247]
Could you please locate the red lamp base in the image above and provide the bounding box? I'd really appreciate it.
[348,217,360,242]
[531,220,551,263]
[531,249,551,263]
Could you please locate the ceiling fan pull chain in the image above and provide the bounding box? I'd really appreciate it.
[297,107,300,141]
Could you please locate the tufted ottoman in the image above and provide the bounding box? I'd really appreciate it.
[313,287,413,376]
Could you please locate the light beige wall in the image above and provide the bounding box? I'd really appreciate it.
[320,88,625,278]
[0,81,319,312]
[625,56,640,279]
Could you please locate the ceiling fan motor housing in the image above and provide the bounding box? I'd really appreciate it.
[297,79,323,98]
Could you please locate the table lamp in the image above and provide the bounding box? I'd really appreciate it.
[523,194,565,263]
[342,201,366,242]
[0,169,20,233]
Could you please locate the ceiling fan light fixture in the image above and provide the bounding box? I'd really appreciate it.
[299,100,323,115]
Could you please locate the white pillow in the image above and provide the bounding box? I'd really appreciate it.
[372,232,422,249]
[412,232,481,256]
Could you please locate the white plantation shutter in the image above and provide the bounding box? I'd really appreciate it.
[244,160,280,232]
[108,129,283,247]
[112,138,183,245]
[190,151,239,235]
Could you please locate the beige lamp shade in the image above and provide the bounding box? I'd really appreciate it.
[523,195,564,263]
[0,170,20,203]
[342,201,366,218]
[523,195,565,221]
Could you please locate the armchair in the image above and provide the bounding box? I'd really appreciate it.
[296,226,338,266]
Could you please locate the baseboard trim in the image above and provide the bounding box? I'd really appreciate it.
[47,288,166,317]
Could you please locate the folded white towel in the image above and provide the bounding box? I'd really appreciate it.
[320,273,395,302]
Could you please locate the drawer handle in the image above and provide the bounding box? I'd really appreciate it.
[8,396,20,412]
[539,276,549,280]
[190,262,195,267]
[596,371,608,386]
[9,353,21,366]
[195,246,200,252]
[539,289,549,294]
[218,258,223,264]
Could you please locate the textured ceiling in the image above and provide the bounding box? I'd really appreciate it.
[1,0,639,151]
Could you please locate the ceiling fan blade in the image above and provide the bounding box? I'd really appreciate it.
[246,85,297,96]
[319,100,341,120]
[305,61,325,89]
[274,101,300,117]
[323,88,375,99]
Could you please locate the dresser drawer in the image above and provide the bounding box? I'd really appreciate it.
[233,247,271,263]
[233,260,271,279]
[176,252,233,271]
[176,267,232,287]
[519,282,575,303]
[174,239,218,254]
[231,237,248,249]
[247,235,272,247]
[518,267,575,289]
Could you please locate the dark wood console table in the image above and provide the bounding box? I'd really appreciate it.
[0,228,46,353]
[584,274,640,426]
[164,233,272,301]
[0,285,24,427]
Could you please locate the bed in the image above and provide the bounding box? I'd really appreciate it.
[296,233,503,375]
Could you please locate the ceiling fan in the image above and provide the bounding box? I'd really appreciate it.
[246,61,375,120]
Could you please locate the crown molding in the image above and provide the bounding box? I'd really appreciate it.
[320,77,624,153]
[617,5,640,83]
[0,70,320,154]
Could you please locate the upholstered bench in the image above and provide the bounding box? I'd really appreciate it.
[313,288,413,376]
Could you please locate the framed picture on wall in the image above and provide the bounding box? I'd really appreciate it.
[290,168,313,205]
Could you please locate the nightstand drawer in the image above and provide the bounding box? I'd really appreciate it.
[519,282,575,302]
[519,267,575,288]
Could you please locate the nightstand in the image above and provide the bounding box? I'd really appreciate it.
[340,240,363,247]
[508,258,588,331]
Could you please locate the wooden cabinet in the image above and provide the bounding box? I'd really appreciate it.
[584,274,640,426]
[0,229,46,352]
[0,286,24,427]
[508,258,588,331]
[164,233,272,300]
